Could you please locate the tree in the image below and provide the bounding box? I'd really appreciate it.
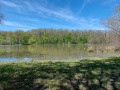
[0,6,3,24]
[0,14,3,24]
[102,4,120,35]
[21,35,29,45]
[28,37,36,44]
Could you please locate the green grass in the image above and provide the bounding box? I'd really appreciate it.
[0,57,120,90]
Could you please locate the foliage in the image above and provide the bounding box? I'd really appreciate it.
[21,35,29,45]
[0,29,119,45]
[0,36,6,40]
[28,37,36,44]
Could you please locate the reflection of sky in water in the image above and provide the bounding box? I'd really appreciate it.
[0,52,119,61]
[0,45,119,61]
[0,58,31,61]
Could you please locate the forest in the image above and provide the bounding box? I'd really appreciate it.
[0,1,120,90]
[0,29,119,45]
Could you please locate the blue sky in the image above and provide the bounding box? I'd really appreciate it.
[0,0,119,31]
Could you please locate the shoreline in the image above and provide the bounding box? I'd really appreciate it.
[0,56,119,63]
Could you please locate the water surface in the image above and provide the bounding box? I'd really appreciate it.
[0,45,119,61]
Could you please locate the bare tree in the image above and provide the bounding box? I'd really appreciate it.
[102,4,120,35]
[0,14,3,24]
[0,5,3,24]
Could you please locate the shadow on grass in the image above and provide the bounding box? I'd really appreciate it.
[0,57,120,90]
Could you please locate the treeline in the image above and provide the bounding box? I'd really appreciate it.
[0,29,119,45]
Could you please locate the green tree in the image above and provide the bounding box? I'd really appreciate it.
[21,36,29,45]
[28,37,36,44]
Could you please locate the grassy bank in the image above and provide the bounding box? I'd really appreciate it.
[0,57,120,90]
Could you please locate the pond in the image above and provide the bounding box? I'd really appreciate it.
[0,45,119,61]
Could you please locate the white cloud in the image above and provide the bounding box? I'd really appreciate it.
[24,18,39,22]
[22,1,106,30]
[4,21,34,28]
[0,0,105,30]
[55,25,59,27]
[21,0,102,30]
[78,0,91,14]
[102,0,118,6]
[23,1,36,12]
[0,0,22,8]
[23,1,79,22]
[37,6,77,21]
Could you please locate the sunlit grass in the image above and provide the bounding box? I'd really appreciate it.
[0,57,120,89]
